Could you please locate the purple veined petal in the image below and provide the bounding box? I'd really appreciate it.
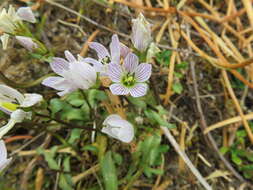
[42,77,75,96]
[123,52,139,73]
[16,7,36,23]
[49,57,69,75]
[57,88,74,97]
[64,50,77,62]
[109,84,130,95]
[109,34,120,64]
[82,57,103,67]
[89,42,110,60]
[129,83,148,97]
[120,43,130,58]
[108,63,123,82]
[42,76,69,90]
[135,63,152,82]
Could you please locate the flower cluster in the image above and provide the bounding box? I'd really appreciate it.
[0,84,42,171]
[0,5,37,50]
[0,8,158,172]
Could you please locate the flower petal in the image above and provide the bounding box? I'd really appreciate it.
[16,7,36,23]
[49,58,69,75]
[0,119,15,139]
[0,140,7,160]
[135,63,152,82]
[0,158,12,171]
[89,42,110,60]
[0,85,24,104]
[102,114,134,143]
[64,50,76,62]
[20,93,42,107]
[123,52,139,73]
[109,84,129,95]
[120,42,130,58]
[42,76,70,91]
[129,83,148,97]
[108,63,123,82]
[82,57,104,72]
[109,34,120,64]
[10,109,31,122]
[103,114,122,126]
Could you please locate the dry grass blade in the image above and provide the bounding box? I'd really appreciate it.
[222,70,253,144]
[161,127,212,190]
[205,113,253,134]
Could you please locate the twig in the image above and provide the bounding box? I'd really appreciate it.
[161,127,212,190]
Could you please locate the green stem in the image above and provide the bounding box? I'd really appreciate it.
[0,72,55,88]
[123,168,144,190]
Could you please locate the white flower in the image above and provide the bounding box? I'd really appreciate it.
[16,7,36,23]
[131,13,152,52]
[15,36,38,51]
[0,5,36,49]
[42,50,97,96]
[0,140,12,171]
[102,114,134,143]
[0,84,42,114]
[0,109,31,139]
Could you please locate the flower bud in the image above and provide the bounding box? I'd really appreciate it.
[16,36,38,51]
[102,114,134,143]
[131,13,152,52]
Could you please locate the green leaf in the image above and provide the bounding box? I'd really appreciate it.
[127,96,146,109]
[66,91,85,107]
[59,174,74,190]
[49,98,65,116]
[100,151,118,190]
[37,147,60,170]
[68,129,82,144]
[176,61,189,69]
[220,147,229,155]
[88,89,107,108]
[231,153,242,165]
[144,109,175,128]
[172,82,183,94]
[61,108,85,121]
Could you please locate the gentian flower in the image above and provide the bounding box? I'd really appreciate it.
[102,114,134,143]
[42,50,97,96]
[131,13,152,52]
[0,140,12,171]
[108,52,152,97]
[83,34,130,76]
[15,36,38,51]
[0,5,36,49]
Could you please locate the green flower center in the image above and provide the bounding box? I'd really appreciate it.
[121,73,136,87]
[101,56,111,64]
